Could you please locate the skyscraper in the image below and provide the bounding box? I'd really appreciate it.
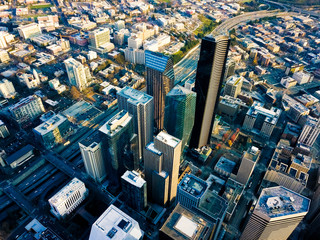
[164,85,196,151]
[117,86,154,160]
[190,35,230,149]
[145,50,174,132]
[64,58,91,91]
[79,133,106,183]
[121,170,147,211]
[240,186,310,240]
[99,110,138,184]
[144,131,181,205]
[298,117,320,147]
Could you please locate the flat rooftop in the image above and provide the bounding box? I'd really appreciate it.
[198,191,228,220]
[89,205,142,240]
[155,131,181,148]
[33,114,67,135]
[178,174,208,199]
[255,186,310,219]
[160,204,214,240]
[99,110,132,137]
[121,170,146,188]
[117,86,153,105]
[145,142,162,156]
[167,85,196,97]
[215,156,236,174]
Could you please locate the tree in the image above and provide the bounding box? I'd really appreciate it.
[70,86,81,100]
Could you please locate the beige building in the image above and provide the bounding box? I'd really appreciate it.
[236,146,260,185]
[240,186,310,240]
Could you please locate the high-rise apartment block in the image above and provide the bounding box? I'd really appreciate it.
[176,174,208,210]
[117,86,154,160]
[243,101,281,138]
[236,146,260,185]
[190,35,230,148]
[48,178,88,219]
[79,134,106,183]
[144,131,181,205]
[64,58,91,91]
[9,95,45,124]
[240,186,310,240]
[121,170,147,211]
[164,86,196,151]
[298,117,320,147]
[145,50,174,132]
[33,114,71,149]
[223,75,244,98]
[0,79,16,99]
[89,205,143,240]
[99,110,138,183]
[17,23,41,40]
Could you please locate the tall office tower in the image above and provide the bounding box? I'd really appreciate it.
[223,75,243,98]
[99,110,138,184]
[236,146,260,185]
[164,86,196,151]
[9,95,45,124]
[298,117,320,147]
[64,58,91,91]
[190,35,230,149]
[121,170,147,211]
[89,28,110,49]
[89,205,143,240]
[17,23,41,40]
[240,186,310,240]
[145,50,174,132]
[176,174,208,210]
[144,131,181,205]
[0,79,16,99]
[79,133,106,183]
[117,86,154,160]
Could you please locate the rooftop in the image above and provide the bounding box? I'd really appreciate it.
[255,186,310,219]
[145,142,162,156]
[215,156,236,174]
[9,95,40,111]
[167,85,196,96]
[178,174,208,198]
[5,145,34,165]
[48,178,86,207]
[117,86,153,105]
[99,110,132,137]
[33,114,67,135]
[89,205,142,240]
[145,50,170,73]
[160,204,214,240]
[198,191,228,220]
[121,170,146,188]
[155,131,181,148]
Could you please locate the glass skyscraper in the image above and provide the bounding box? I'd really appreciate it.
[164,85,196,151]
[145,50,174,132]
[190,35,230,149]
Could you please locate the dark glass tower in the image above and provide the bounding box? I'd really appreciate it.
[145,50,174,133]
[190,35,230,149]
[164,85,196,151]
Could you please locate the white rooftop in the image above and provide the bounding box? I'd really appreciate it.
[89,205,143,240]
[155,131,181,148]
[99,111,132,137]
[34,114,67,135]
[173,215,198,238]
[117,86,153,105]
[121,170,146,188]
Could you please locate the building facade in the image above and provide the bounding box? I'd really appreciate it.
[17,23,41,40]
[298,117,320,147]
[0,79,16,99]
[64,57,91,91]
[190,35,230,149]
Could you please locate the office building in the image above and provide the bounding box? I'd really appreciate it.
[121,170,147,211]
[145,50,174,132]
[0,50,10,63]
[243,101,282,138]
[18,23,41,40]
[48,178,88,219]
[217,95,246,119]
[0,79,16,99]
[160,203,215,240]
[89,205,143,240]
[298,117,320,147]
[117,86,154,160]
[224,59,236,79]
[64,57,91,91]
[0,31,15,48]
[164,86,196,150]
[79,134,106,183]
[9,95,45,124]
[176,174,208,210]
[144,131,181,205]
[282,94,309,124]
[240,186,310,240]
[57,38,70,52]
[0,120,9,138]
[89,27,114,54]
[33,114,71,149]
[223,75,243,98]
[190,35,230,149]
[236,146,260,185]
[99,110,138,183]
